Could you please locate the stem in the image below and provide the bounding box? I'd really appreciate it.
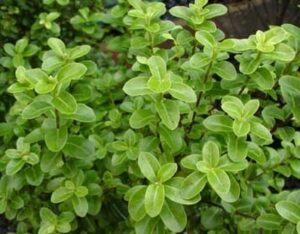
[186,57,214,134]
[238,77,250,95]
[55,109,60,129]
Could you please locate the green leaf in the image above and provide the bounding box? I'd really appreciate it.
[4,43,15,56]
[196,161,210,173]
[35,80,57,94]
[205,4,228,18]
[145,184,165,217]
[158,126,183,153]
[212,61,237,80]
[239,56,261,75]
[23,44,39,57]
[128,186,146,222]
[128,0,144,10]
[129,110,155,129]
[233,120,250,137]
[135,216,159,234]
[256,213,283,230]
[280,75,300,98]
[160,199,187,233]
[41,151,62,173]
[40,208,57,223]
[138,152,160,182]
[250,67,274,90]
[6,159,25,175]
[12,54,24,67]
[264,44,295,62]
[265,27,287,44]
[216,174,240,202]
[243,99,259,119]
[5,149,19,159]
[248,142,266,165]
[147,75,171,93]
[202,141,220,168]
[15,38,28,53]
[68,45,91,60]
[276,200,300,224]
[56,63,87,83]
[157,163,177,183]
[7,83,31,94]
[42,51,64,72]
[63,136,95,159]
[201,207,223,229]
[180,171,207,199]
[72,196,88,217]
[44,126,68,152]
[56,222,72,233]
[155,99,180,130]
[165,178,201,205]
[63,104,96,122]
[181,154,201,170]
[221,96,243,119]
[74,186,88,198]
[203,115,233,132]
[195,30,216,48]
[147,56,167,79]
[123,77,152,96]
[169,6,190,22]
[52,91,77,114]
[48,38,65,56]
[228,135,248,162]
[169,82,197,103]
[25,165,44,186]
[22,101,53,119]
[51,187,73,203]
[207,168,230,194]
[26,152,40,165]
[250,122,273,144]
[24,68,48,85]
[190,53,211,69]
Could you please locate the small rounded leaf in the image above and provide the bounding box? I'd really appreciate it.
[138,152,160,182]
[275,200,300,224]
[180,171,207,199]
[52,91,77,115]
[56,63,87,83]
[207,168,230,194]
[48,38,65,56]
[203,115,233,132]
[202,141,220,168]
[160,199,187,233]
[145,184,165,217]
[169,82,197,103]
[157,163,177,183]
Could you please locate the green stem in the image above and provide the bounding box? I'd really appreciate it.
[55,109,60,129]
[186,56,215,134]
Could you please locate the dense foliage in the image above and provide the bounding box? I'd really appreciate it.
[0,0,300,233]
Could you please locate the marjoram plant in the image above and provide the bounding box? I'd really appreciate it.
[0,0,300,233]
